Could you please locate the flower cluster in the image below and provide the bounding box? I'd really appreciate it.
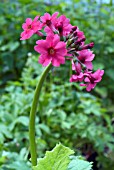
[20,12,104,91]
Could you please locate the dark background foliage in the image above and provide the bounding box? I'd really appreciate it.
[0,0,114,170]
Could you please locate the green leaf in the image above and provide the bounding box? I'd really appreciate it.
[33,143,74,170]
[16,116,29,126]
[67,156,93,170]
[4,161,30,170]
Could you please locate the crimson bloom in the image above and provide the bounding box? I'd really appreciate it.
[20,16,42,40]
[34,34,67,67]
[70,62,84,82]
[55,15,72,36]
[76,28,85,41]
[80,69,104,91]
[40,12,58,28]
[20,12,104,91]
[77,50,95,70]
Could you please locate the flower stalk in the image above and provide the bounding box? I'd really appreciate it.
[29,63,52,166]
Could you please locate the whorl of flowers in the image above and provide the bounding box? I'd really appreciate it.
[20,12,104,91]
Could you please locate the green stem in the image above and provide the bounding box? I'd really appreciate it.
[29,63,52,166]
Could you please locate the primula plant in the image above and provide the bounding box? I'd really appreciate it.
[20,12,104,170]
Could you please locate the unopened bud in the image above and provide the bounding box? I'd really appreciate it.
[70,30,73,34]
[73,31,77,37]
[75,40,82,46]
[79,42,94,50]
[75,38,86,46]
[81,37,86,42]
[84,42,94,49]
[72,26,77,31]
[88,42,94,48]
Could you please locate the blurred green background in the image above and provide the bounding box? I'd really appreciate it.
[0,0,114,170]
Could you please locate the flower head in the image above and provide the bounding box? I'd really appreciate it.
[40,12,58,28]
[70,62,84,82]
[20,12,104,91]
[20,16,42,40]
[80,69,104,91]
[34,34,67,67]
[77,50,95,70]
[76,28,85,41]
[55,15,72,36]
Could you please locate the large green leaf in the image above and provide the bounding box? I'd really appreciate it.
[33,143,74,170]
[67,156,92,170]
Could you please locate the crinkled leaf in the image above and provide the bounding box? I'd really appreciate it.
[67,156,93,170]
[33,143,74,170]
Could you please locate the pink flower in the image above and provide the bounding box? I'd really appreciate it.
[80,69,104,91]
[34,34,67,67]
[20,16,42,40]
[55,15,72,36]
[76,28,85,41]
[77,50,95,70]
[40,12,58,28]
[70,62,84,82]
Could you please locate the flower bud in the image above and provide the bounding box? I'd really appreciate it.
[73,31,77,37]
[72,26,77,31]
[79,42,94,50]
[83,42,94,49]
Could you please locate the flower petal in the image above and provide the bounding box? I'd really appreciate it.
[84,61,93,70]
[26,18,32,25]
[38,54,51,66]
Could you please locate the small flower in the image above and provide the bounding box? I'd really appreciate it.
[40,12,58,28]
[80,69,104,91]
[34,34,67,67]
[70,62,84,82]
[77,50,95,70]
[20,16,42,40]
[55,15,72,36]
[76,28,85,41]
